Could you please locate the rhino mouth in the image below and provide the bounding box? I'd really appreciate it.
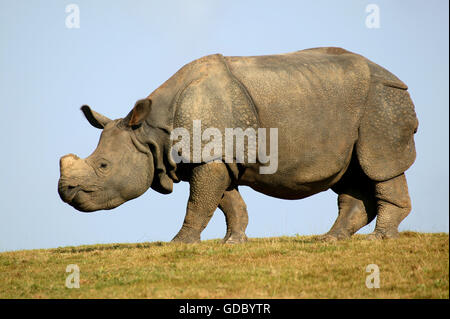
[58,182,79,203]
[65,185,81,203]
[58,181,96,205]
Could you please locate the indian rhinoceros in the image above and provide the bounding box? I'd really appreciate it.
[58,47,418,243]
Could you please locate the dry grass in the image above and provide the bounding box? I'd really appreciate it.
[0,232,448,299]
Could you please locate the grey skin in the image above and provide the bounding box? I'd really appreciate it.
[58,47,418,243]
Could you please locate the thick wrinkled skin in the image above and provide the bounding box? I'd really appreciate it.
[58,47,418,243]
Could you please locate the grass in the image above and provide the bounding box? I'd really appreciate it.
[0,232,448,299]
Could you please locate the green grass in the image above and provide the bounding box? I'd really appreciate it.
[0,232,448,298]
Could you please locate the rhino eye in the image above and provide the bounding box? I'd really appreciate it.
[96,159,111,172]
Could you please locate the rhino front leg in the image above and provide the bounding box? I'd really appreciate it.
[219,188,249,244]
[367,173,411,240]
[172,162,231,243]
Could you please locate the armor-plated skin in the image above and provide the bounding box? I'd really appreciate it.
[58,47,418,243]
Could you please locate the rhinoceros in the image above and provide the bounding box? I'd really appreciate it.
[58,47,418,243]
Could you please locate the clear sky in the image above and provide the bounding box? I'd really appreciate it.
[0,0,448,252]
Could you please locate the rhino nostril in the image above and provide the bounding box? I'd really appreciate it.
[58,182,80,203]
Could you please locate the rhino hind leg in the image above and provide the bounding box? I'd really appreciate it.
[356,81,418,182]
[172,162,231,243]
[367,173,411,240]
[321,155,377,241]
[219,188,249,244]
[321,193,377,242]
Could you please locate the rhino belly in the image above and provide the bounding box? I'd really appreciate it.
[236,115,358,200]
[238,137,354,200]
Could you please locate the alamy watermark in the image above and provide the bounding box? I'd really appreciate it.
[365,4,380,29]
[365,264,380,288]
[170,120,279,174]
[65,264,80,288]
[65,4,80,29]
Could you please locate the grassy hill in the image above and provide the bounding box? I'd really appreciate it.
[0,232,448,299]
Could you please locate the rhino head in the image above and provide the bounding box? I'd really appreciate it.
[58,99,161,212]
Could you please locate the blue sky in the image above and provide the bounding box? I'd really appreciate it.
[0,0,448,252]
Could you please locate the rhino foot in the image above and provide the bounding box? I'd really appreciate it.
[171,233,201,244]
[366,230,400,240]
[222,232,248,244]
[318,231,351,242]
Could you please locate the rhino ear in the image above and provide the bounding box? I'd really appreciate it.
[81,105,112,129]
[128,99,152,127]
